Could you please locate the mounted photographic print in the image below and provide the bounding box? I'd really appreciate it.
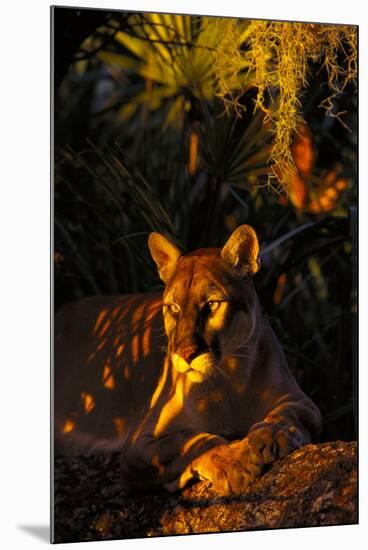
[51,6,358,543]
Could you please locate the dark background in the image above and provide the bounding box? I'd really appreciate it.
[53,7,357,442]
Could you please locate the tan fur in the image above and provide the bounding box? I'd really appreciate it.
[54,226,322,495]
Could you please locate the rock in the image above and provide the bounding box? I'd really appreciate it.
[154,441,357,535]
[53,441,357,543]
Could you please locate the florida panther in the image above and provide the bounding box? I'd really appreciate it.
[55,225,321,495]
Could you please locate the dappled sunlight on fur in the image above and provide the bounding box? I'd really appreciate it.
[55,293,165,453]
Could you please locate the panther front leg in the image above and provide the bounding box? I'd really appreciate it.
[246,395,322,468]
[190,395,322,496]
[120,399,318,497]
[120,429,228,493]
[190,423,302,497]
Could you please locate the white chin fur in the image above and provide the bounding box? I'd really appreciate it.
[187,370,205,383]
[172,353,191,373]
[172,352,215,382]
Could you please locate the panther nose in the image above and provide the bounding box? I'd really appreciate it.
[177,345,198,364]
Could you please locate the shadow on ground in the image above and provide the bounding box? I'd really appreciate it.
[17,525,50,543]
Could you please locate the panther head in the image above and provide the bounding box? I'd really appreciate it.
[148,225,262,383]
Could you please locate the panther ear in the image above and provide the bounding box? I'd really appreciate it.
[148,233,181,283]
[221,225,260,277]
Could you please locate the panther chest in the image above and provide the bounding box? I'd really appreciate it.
[185,382,249,438]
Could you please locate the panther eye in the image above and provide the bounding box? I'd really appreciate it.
[165,303,180,316]
[207,300,221,313]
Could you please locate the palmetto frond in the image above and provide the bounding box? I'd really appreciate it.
[98,14,252,125]
[198,108,271,188]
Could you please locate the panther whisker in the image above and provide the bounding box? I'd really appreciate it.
[225,354,250,359]
[203,372,217,391]
[211,364,233,386]
[223,343,250,356]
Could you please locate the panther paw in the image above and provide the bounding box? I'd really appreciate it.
[191,440,262,496]
[247,423,303,466]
